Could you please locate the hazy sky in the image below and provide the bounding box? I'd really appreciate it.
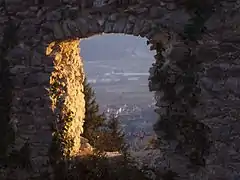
[80,34,155,62]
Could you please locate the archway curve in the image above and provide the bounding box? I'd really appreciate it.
[44,30,170,154]
[6,5,184,178]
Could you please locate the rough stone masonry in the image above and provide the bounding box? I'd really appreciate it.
[0,0,240,179]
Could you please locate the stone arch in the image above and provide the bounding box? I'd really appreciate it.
[44,14,172,157]
[5,4,185,178]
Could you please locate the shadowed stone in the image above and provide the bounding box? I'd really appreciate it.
[0,0,240,179]
[53,22,65,39]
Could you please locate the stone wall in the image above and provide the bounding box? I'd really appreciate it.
[46,40,85,159]
[0,19,17,178]
[0,0,240,179]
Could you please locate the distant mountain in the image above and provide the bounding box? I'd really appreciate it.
[80,34,154,61]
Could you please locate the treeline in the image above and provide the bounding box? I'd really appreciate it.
[82,77,125,152]
[54,78,152,180]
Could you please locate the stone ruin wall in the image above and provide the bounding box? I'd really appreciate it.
[46,40,85,157]
[0,0,240,179]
